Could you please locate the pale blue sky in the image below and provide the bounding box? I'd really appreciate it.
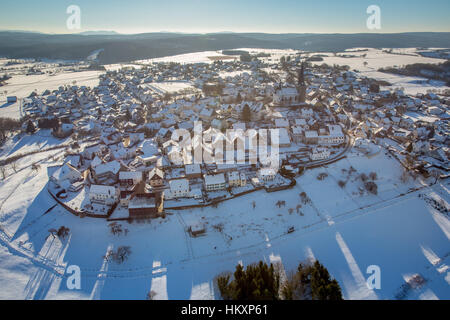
[0,0,449,34]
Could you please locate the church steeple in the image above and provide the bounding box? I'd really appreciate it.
[297,62,306,104]
[298,62,305,87]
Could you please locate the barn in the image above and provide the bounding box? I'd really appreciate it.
[128,192,164,219]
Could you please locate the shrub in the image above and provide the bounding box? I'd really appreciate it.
[364,181,378,195]
[104,246,132,264]
[369,172,378,180]
[57,226,70,240]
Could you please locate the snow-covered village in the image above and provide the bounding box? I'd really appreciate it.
[0,1,449,305]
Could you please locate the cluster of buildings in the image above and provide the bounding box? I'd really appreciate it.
[41,53,448,219]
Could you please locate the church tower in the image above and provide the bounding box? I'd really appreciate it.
[297,62,306,104]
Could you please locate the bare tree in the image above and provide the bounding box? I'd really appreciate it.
[0,166,6,180]
[105,246,132,264]
[115,246,131,263]
[364,181,378,195]
[430,169,441,184]
[146,290,157,300]
[359,173,368,182]
[400,169,410,183]
[48,228,58,238]
[31,162,40,172]
[109,222,123,236]
[57,226,70,240]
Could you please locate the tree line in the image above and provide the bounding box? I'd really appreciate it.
[216,259,343,300]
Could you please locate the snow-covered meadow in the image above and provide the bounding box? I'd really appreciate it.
[307,48,449,95]
[0,136,448,300]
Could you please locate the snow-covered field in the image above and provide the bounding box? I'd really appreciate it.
[137,51,231,65]
[143,81,197,95]
[0,139,448,300]
[308,48,449,95]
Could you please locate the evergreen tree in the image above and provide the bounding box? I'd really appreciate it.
[125,109,132,121]
[298,63,305,86]
[282,260,343,300]
[427,126,435,139]
[241,104,251,123]
[406,143,413,153]
[26,120,36,134]
[217,261,280,300]
[236,92,242,103]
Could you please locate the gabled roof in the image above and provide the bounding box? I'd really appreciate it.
[204,173,225,185]
[52,163,80,181]
[90,184,116,195]
[148,167,164,180]
[94,160,121,176]
[119,171,143,180]
[169,178,189,191]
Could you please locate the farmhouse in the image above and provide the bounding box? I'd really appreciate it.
[128,192,164,218]
[148,168,165,187]
[119,171,143,187]
[137,140,160,166]
[89,184,119,205]
[304,130,319,144]
[92,160,121,184]
[185,164,202,179]
[50,163,81,188]
[120,190,134,207]
[204,173,226,191]
[291,126,304,143]
[227,171,246,187]
[274,118,289,128]
[83,144,106,160]
[318,125,345,145]
[273,87,300,106]
[164,179,190,199]
[272,127,291,148]
[257,168,276,182]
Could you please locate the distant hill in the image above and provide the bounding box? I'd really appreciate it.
[0,31,449,65]
[78,31,120,36]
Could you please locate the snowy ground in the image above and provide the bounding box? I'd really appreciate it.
[308,48,449,95]
[0,138,448,300]
[136,51,230,65]
[142,81,198,95]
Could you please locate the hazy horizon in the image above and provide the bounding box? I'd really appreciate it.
[1,0,449,35]
[2,29,450,36]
